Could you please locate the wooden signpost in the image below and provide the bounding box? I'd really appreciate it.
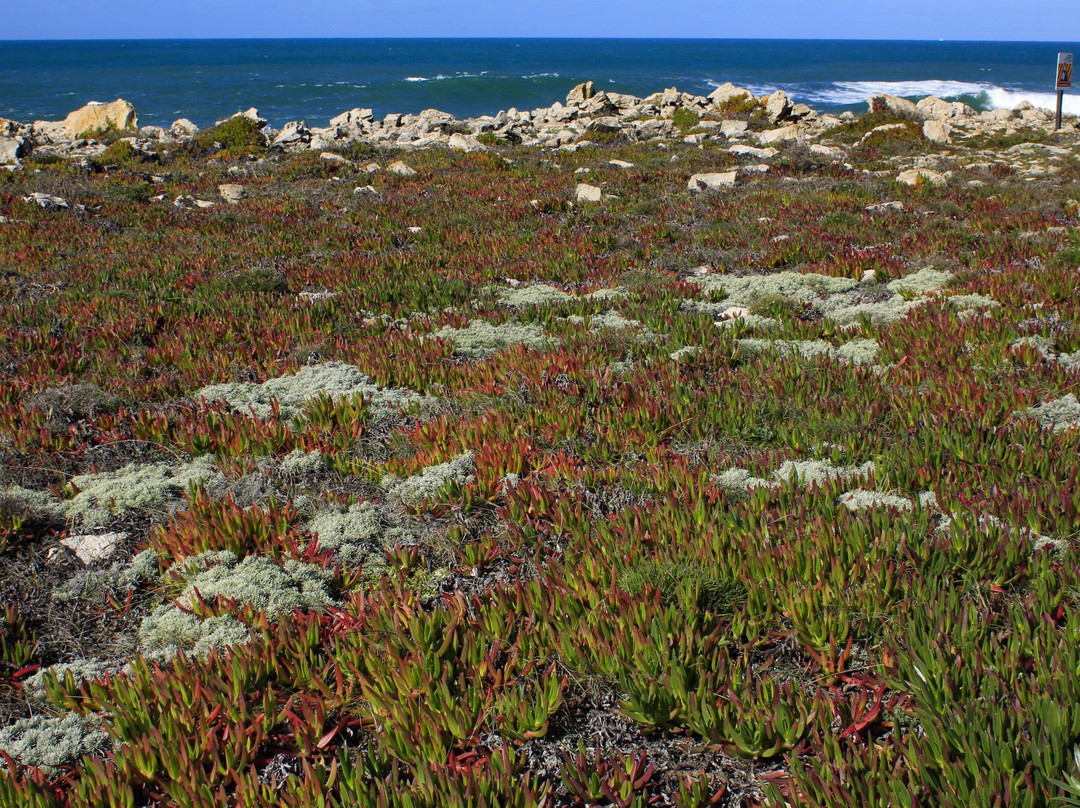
[1057,52,1073,131]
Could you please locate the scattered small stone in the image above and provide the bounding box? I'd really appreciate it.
[58,532,127,566]
[217,183,245,204]
[608,159,634,168]
[866,201,905,214]
[23,192,70,210]
[896,168,947,187]
[575,183,604,203]
[687,171,738,192]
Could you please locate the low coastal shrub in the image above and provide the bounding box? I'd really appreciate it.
[192,115,266,156]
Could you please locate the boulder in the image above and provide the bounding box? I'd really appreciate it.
[865,201,906,214]
[763,90,793,124]
[62,99,138,139]
[687,171,738,193]
[271,121,311,149]
[353,185,381,200]
[218,184,246,204]
[329,108,374,130]
[922,120,952,144]
[720,120,749,138]
[708,82,756,106]
[566,81,597,106]
[224,108,267,128]
[169,118,200,138]
[729,144,778,159]
[0,136,28,165]
[320,151,349,165]
[809,144,847,160]
[574,183,603,203]
[917,96,976,120]
[447,132,485,152]
[868,95,921,119]
[896,168,947,187]
[23,192,71,210]
[386,160,417,176]
[758,124,802,145]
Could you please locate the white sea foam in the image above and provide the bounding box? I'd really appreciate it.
[705,77,1080,115]
[404,72,485,82]
[802,79,989,105]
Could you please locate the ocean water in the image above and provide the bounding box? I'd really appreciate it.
[1,38,1078,129]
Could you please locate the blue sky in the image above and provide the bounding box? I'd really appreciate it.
[5,0,1078,41]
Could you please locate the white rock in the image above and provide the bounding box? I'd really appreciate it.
[194,199,216,209]
[574,183,603,203]
[865,201,905,213]
[360,162,381,174]
[758,124,802,145]
[922,120,952,144]
[867,94,921,119]
[386,160,417,176]
[687,171,738,192]
[763,90,793,124]
[608,159,634,168]
[59,532,126,565]
[62,99,138,139]
[320,152,349,164]
[169,118,200,137]
[353,185,381,199]
[720,120,749,138]
[810,144,846,160]
[23,192,69,210]
[729,144,778,159]
[217,183,245,204]
[708,83,756,106]
[0,137,28,165]
[566,81,597,106]
[448,132,485,152]
[896,168,947,187]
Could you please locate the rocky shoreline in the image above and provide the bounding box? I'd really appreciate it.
[2,80,1077,171]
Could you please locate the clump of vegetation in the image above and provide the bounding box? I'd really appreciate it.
[431,319,550,358]
[618,560,746,614]
[0,713,110,776]
[192,115,266,156]
[671,107,702,133]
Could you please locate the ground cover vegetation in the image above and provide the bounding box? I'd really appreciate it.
[0,101,1079,807]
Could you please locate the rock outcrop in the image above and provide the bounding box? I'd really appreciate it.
[62,99,138,139]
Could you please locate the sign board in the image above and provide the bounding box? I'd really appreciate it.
[1058,52,1073,89]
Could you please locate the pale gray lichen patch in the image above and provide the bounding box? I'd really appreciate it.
[737,337,880,365]
[1020,393,1080,432]
[715,459,874,498]
[198,361,431,420]
[138,605,251,663]
[280,448,325,476]
[170,551,336,617]
[0,713,110,776]
[497,284,625,307]
[384,452,476,506]
[670,346,701,361]
[1012,336,1080,371]
[308,501,407,572]
[692,267,953,328]
[431,320,550,359]
[886,268,953,296]
[587,310,645,332]
[948,293,1000,311]
[839,489,914,512]
[694,271,858,305]
[63,456,224,527]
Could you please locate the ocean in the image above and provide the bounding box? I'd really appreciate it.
[1,38,1078,129]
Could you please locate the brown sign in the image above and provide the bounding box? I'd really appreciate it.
[1058,53,1073,89]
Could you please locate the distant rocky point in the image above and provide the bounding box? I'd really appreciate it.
[0,81,1075,168]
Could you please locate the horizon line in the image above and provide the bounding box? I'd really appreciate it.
[1,35,1077,45]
